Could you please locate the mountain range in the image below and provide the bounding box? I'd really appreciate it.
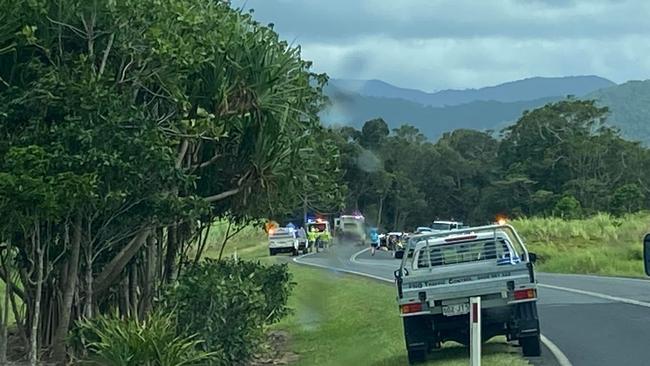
[321,76,650,143]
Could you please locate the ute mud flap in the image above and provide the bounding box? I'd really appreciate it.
[510,302,540,338]
[403,316,431,351]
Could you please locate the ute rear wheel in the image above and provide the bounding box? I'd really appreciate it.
[520,334,541,357]
[407,348,426,364]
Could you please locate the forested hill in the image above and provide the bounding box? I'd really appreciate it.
[587,80,650,143]
[322,78,650,144]
[329,75,615,107]
[321,88,559,139]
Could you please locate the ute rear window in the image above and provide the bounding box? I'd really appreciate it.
[431,223,452,231]
[415,238,518,269]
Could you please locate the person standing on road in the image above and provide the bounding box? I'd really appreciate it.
[307,226,318,252]
[369,227,380,256]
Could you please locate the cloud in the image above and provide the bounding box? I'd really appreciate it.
[231,0,650,89]
[234,0,650,41]
[302,35,650,90]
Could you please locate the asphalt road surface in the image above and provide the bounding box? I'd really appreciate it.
[293,243,650,366]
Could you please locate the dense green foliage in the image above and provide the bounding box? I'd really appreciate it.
[73,311,216,366]
[0,0,337,362]
[162,259,294,365]
[334,99,650,229]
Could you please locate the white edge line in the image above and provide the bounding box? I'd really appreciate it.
[293,253,393,283]
[293,252,573,366]
[539,283,650,309]
[541,335,573,366]
[540,272,650,284]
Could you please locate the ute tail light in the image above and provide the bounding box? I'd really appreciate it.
[513,288,537,300]
[400,303,423,314]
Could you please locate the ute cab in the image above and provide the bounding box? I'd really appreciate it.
[430,220,464,232]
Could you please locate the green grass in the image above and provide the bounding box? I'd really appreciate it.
[275,264,530,366]
[201,220,267,260]
[512,212,650,277]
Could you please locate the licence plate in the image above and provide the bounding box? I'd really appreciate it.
[442,303,470,316]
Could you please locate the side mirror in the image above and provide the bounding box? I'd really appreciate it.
[393,269,401,279]
[528,252,537,264]
[394,250,404,259]
[644,234,650,276]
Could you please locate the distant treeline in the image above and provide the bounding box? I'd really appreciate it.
[328,99,650,230]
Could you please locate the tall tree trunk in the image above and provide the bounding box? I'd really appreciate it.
[128,265,138,319]
[163,224,177,283]
[84,239,93,319]
[0,239,10,364]
[30,228,43,366]
[52,214,82,362]
[377,196,385,227]
[140,234,156,317]
[94,228,150,297]
[217,222,233,261]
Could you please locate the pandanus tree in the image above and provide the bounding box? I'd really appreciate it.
[0,0,342,362]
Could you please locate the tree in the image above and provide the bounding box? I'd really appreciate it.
[0,0,340,361]
[360,118,390,149]
[611,184,645,214]
[554,196,583,219]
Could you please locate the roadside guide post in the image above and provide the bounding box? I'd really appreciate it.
[470,296,481,366]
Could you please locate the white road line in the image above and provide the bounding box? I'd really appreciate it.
[293,253,393,283]
[350,247,401,267]
[541,272,650,284]
[293,252,573,366]
[541,335,573,366]
[539,283,650,308]
[350,247,369,263]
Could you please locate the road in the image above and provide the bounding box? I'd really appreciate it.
[293,243,650,366]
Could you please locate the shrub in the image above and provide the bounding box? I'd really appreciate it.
[163,258,295,365]
[72,311,216,366]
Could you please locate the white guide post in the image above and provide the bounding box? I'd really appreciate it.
[470,296,481,366]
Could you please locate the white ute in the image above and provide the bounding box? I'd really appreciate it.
[268,227,306,256]
[394,224,540,364]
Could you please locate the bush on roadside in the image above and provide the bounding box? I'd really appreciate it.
[162,258,295,365]
[71,311,216,366]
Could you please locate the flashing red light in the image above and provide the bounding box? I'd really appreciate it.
[513,289,537,301]
[444,235,477,242]
[400,303,423,314]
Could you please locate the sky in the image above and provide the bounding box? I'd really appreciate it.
[231,0,650,91]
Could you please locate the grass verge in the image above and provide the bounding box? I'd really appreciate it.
[512,212,650,277]
[274,263,530,366]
